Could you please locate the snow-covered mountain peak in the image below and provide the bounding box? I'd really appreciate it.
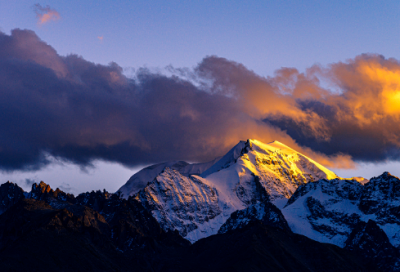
[129,139,344,242]
[228,139,339,201]
[251,139,296,153]
[200,140,247,178]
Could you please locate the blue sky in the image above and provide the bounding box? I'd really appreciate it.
[1,1,400,194]
[2,1,399,76]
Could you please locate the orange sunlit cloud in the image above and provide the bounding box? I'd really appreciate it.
[197,55,400,167]
[34,4,61,25]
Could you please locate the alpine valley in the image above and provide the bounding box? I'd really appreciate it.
[0,139,399,271]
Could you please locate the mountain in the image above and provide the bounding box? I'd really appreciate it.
[281,178,364,246]
[0,181,25,214]
[200,139,339,206]
[118,159,219,198]
[131,139,342,242]
[345,220,400,272]
[170,221,376,272]
[0,181,192,271]
[276,172,400,251]
[1,168,398,271]
[0,195,378,272]
[0,198,123,271]
[75,189,190,251]
[218,200,291,234]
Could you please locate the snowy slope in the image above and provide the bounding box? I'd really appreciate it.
[133,139,342,242]
[281,172,400,248]
[118,159,218,198]
[282,178,365,247]
[135,167,223,242]
[203,139,338,205]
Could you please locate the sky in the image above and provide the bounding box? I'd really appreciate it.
[1,1,400,194]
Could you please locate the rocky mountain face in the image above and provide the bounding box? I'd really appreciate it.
[200,139,338,202]
[282,178,364,246]
[218,200,291,234]
[280,173,400,250]
[0,181,25,214]
[345,220,400,272]
[2,139,400,271]
[131,139,341,242]
[135,167,222,241]
[0,181,193,271]
[0,198,125,272]
[171,221,376,272]
[30,181,76,208]
[0,180,379,272]
[75,189,190,251]
[118,159,219,198]
[1,180,190,251]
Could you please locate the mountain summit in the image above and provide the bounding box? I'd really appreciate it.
[121,139,342,242]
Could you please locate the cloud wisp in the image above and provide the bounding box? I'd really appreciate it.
[33,4,61,25]
[0,29,400,172]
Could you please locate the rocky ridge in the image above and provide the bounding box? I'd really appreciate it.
[280,173,400,249]
[0,181,25,214]
[131,139,342,242]
[345,220,400,272]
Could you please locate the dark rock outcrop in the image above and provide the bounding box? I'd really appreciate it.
[0,180,387,272]
[359,172,400,215]
[175,221,377,272]
[218,200,290,234]
[30,181,76,208]
[76,189,191,251]
[0,181,25,214]
[345,220,400,272]
[0,198,122,271]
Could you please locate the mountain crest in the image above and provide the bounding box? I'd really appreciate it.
[130,139,343,242]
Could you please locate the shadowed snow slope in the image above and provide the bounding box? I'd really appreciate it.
[132,139,342,242]
[281,172,400,249]
[118,159,218,198]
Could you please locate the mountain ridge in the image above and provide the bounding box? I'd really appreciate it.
[130,139,347,242]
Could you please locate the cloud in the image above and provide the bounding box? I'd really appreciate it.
[1,29,400,172]
[58,182,74,193]
[97,36,104,42]
[24,178,36,187]
[33,4,60,25]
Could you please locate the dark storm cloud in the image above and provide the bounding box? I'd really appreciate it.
[1,29,400,171]
[1,29,307,171]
